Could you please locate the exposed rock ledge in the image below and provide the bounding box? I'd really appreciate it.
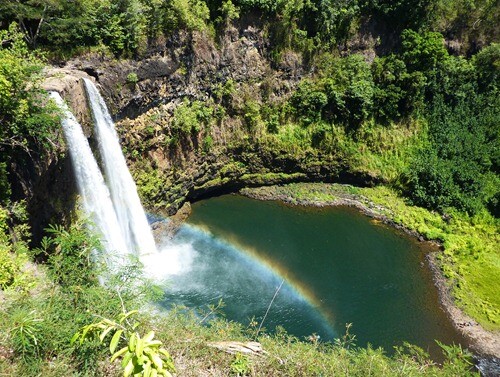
[240,184,500,359]
[42,67,96,133]
[427,254,500,359]
[152,201,192,243]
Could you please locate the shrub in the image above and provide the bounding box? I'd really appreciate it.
[163,0,210,32]
[0,246,18,289]
[73,310,175,377]
[126,72,139,84]
[36,220,102,288]
[172,99,214,135]
[401,29,448,72]
[473,42,500,92]
[372,54,425,122]
[290,80,327,126]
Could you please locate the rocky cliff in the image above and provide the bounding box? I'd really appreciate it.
[51,25,378,216]
[17,69,96,243]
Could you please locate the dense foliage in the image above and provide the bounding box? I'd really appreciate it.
[0,24,58,203]
[0,0,499,375]
[1,0,498,57]
[402,41,499,215]
[281,32,499,216]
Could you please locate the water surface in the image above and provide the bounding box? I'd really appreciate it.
[158,195,463,356]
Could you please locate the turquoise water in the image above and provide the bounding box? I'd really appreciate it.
[159,195,463,357]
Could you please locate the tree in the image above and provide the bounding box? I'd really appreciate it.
[372,54,425,122]
[0,23,58,206]
[0,24,58,155]
[290,80,328,125]
[401,29,448,72]
[473,43,500,92]
[404,93,499,215]
[362,0,433,30]
[0,0,61,48]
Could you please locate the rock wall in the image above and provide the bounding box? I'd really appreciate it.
[42,68,95,134]
[68,26,303,120]
[52,25,377,216]
[19,69,97,243]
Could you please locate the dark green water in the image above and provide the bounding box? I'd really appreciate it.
[160,195,463,356]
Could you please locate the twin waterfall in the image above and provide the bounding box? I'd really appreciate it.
[50,80,157,256]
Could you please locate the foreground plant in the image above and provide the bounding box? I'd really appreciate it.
[72,309,175,377]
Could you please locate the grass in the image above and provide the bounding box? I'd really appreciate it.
[346,120,427,182]
[134,310,478,377]
[357,186,499,330]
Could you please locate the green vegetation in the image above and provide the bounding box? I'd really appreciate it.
[72,310,175,377]
[0,24,58,194]
[0,0,212,57]
[1,0,497,58]
[0,0,499,375]
[0,210,162,375]
[240,30,498,218]
[172,99,214,135]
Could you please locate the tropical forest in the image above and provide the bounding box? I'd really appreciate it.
[0,0,499,376]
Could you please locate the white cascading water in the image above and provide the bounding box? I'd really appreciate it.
[49,92,128,255]
[83,79,157,256]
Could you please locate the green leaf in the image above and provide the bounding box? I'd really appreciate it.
[123,359,134,377]
[110,346,128,362]
[158,348,171,359]
[121,350,133,368]
[129,332,137,352]
[144,331,155,343]
[80,325,92,344]
[109,329,123,354]
[120,310,139,323]
[143,360,152,377]
[135,337,144,358]
[151,353,163,370]
[70,332,80,345]
[145,340,162,348]
[99,326,114,342]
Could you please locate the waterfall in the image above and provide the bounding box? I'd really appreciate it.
[83,79,157,256]
[49,92,128,255]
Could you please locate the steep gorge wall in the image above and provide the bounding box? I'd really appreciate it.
[16,70,96,243]
[61,26,378,215]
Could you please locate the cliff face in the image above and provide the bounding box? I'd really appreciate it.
[42,68,95,134]
[69,26,303,119]
[22,19,381,226]
[55,25,379,215]
[15,69,96,243]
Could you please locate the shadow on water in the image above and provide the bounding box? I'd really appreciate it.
[148,195,467,360]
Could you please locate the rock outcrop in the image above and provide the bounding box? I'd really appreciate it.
[42,68,95,134]
[46,25,379,216]
[19,68,97,243]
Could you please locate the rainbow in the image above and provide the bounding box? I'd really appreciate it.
[184,223,338,338]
